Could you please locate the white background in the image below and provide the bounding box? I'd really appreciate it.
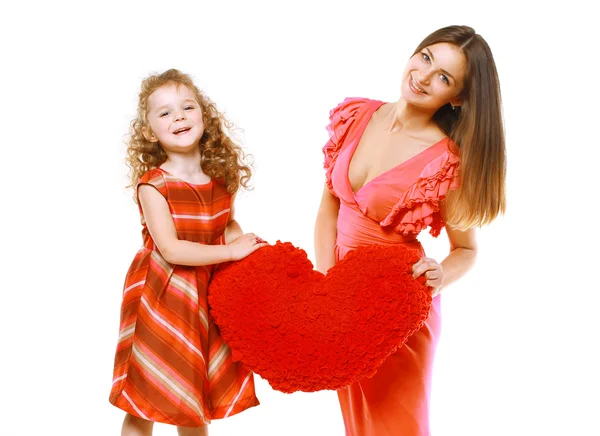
[1,1,598,435]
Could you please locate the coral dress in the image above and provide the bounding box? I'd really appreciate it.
[323,98,460,436]
[109,168,259,427]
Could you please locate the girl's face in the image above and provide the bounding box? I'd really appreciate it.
[401,42,467,111]
[145,84,205,152]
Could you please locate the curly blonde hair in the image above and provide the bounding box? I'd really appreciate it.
[125,69,252,195]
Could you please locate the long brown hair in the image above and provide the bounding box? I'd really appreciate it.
[414,25,506,229]
[125,69,252,195]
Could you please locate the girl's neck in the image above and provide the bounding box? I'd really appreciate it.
[161,149,204,177]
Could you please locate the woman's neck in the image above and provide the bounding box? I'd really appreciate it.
[386,98,437,135]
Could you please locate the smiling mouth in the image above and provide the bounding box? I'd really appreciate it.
[409,75,427,94]
[173,127,191,135]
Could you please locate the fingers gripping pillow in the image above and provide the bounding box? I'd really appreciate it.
[208,241,431,393]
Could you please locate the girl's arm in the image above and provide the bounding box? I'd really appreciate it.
[139,185,266,266]
[412,202,478,296]
[314,184,340,274]
[224,193,244,244]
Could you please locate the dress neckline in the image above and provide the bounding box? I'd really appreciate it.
[157,167,213,188]
[346,102,449,195]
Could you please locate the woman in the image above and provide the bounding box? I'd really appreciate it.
[314,25,505,435]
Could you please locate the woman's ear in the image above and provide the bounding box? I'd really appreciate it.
[450,98,462,108]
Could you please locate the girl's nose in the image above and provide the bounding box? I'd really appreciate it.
[174,110,187,122]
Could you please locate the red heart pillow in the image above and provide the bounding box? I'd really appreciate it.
[208,241,431,393]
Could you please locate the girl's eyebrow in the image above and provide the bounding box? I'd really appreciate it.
[155,99,197,111]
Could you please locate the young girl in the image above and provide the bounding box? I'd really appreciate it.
[109,69,267,436]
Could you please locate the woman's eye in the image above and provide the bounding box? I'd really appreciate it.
[421,52,430,62]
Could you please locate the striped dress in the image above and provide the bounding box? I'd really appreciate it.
[109,167,259,427]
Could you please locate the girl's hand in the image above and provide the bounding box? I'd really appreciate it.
[228,233,268,261]
[412,257,444,297]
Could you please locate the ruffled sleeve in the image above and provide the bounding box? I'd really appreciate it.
[137,168,168,200]
[380,148,460,237]
[322,97,370,190]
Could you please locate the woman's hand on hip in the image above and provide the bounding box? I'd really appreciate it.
[412,257,444,297]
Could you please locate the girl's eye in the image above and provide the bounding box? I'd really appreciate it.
[184,106,194,110]
[440,75,449,85]
[160,112,169,117]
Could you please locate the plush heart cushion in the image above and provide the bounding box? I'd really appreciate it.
[208,241,431,393]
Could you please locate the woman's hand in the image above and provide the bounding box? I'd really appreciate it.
[227,233,268,261]
[412,257,444,297]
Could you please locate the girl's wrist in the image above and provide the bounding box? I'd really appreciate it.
[226,244,234,262]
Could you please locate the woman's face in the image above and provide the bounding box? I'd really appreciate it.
[401,42,467,110]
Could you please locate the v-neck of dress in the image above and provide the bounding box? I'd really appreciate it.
[346,103,448,195]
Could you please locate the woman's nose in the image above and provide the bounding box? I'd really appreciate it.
[419,69,434,84]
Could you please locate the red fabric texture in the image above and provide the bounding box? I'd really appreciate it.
[208,241,431,393]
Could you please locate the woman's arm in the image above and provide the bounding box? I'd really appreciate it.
[439,225,478,287]
[412,203,478,296]
[314,184,340,274]
[139,185,266,266]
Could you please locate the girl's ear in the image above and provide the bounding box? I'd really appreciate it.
[142,126,157,142]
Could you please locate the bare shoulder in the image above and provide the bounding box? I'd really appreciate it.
[423,124,449,145]
[371,102,394,122]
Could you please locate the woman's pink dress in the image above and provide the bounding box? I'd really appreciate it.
[323,97,460,436]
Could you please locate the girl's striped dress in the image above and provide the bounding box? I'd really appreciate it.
[109,167,259,427]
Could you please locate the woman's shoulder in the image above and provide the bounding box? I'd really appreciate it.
[326,97,384,141]
[329,97,382,120]
[419,124,460,162]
